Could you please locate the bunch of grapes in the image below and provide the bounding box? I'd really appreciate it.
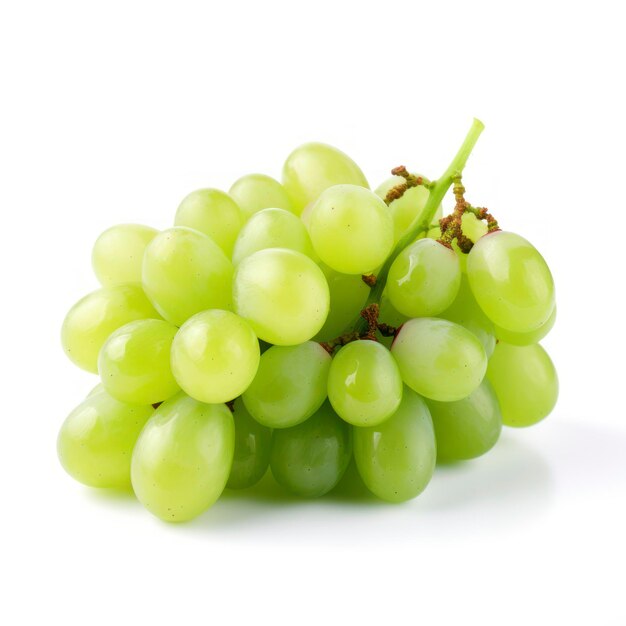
[58,120,558,522]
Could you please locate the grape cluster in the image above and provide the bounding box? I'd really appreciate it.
[58,121,558,522]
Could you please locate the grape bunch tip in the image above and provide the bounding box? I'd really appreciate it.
[58,119,558,522]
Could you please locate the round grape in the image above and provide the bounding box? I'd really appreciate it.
[142,226,233,326]
[391,317,487,402]
[58,389,154,489]
[308,184,394,275]
[171,309,260,404]
[282,142,369,214]
[92,224,158,287]
[467,231,555,333]
[174,188,244,256]
[353,387,435,502]
[98,318,180,405]
[270,401,352,497]
[387,238,461,317]
[327,340,403,427]
[487,342,558,427]
[61,283,160,373]
[233,248,329,345]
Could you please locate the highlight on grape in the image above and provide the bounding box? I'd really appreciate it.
[57,119,558,522]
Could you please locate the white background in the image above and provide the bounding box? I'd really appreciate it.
[1,1,624,624]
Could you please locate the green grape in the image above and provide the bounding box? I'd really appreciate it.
[391,318,487,402]
[92,224,158,287]
[57,389,154,489]
[229,173,293,219]
[282,142,369,214]
[426,378,502,462]
[467,231,555,333]
[131,393,235,522]
[440,275,496,357]
[487,342,558,427]
[174,188,244,257]
[233,248,330,345]
[142,226,233,326]
[232,208,314,265]
[227,398,272,489]
[308,184,394,275]
[242,341,331,428]
[495,305,557,346]
[171,309,260,404]
[327,340,403,427]
[353,387,436,502]
[374,174,443,244]
[313,264,369,342]
[386,238,461,317]
[61,283,160,373]
[270,401,351,497]
[98,319,180,405]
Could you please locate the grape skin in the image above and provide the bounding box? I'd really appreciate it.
[170,309,260,404]
[391,317,487,402]
[58,389,154,489]
[354,387,436,503]
[270,401,352,497]
[98,318,180,405]
[487,342,558,427]
[174,188,244,257]
[282,142,369,214]
[61,283,160,373]
[242,341,331,428]
[233,248,330,346]
[131,393,235,522]
[92,224,158,287]
[327,340,403,427]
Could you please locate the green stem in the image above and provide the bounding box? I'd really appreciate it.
[353,118,485,334]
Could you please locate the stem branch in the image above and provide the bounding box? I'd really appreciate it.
[352,118,485,334]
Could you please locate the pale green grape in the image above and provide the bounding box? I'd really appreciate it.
[98,319,180,405]
[391,318,487,402]
[232,208,314,265]
[171,309,260,404]
[495,305,557,346]
[327,340,402,427]
[353,387,435,502]
[440,275,496,357]
[242,341,331,428]
[58,389,154,489]
[308,185,394,275]
[467,231,555,333]
[229,173,293,219]
[314,264,369,342]
[387,238,461,317]
[61,283,160,373]
[487,342,558,427]
[142,226,233,326]
[174,188,244,256]
[233,248,330,345]
[227,398,272,489]
[131,393,235,522]
[282,142,369,214]
[374,174,443,243]
[270,401,351,497]
[426,379,502,462]
[92,224,158,287]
